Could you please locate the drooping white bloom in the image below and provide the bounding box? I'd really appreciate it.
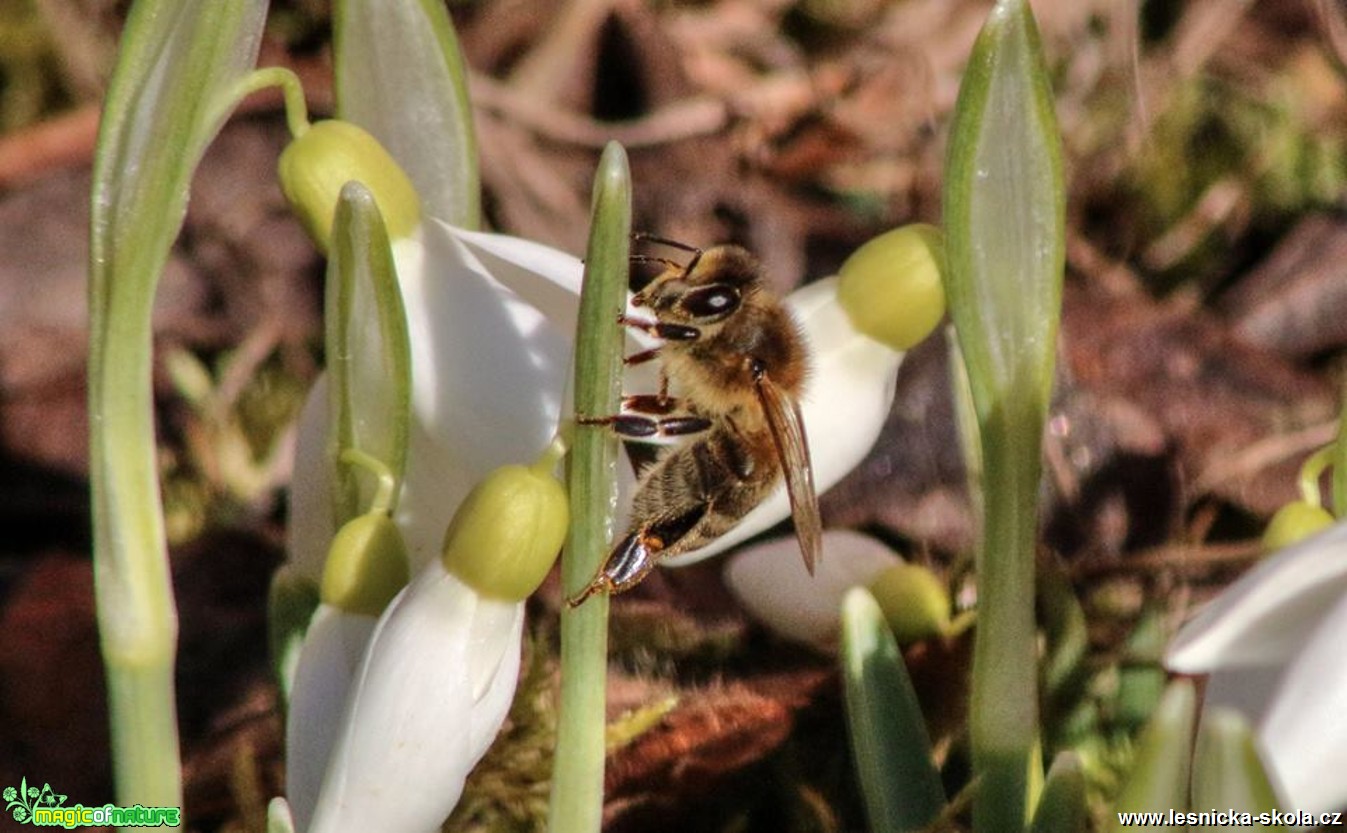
[1167,519,1347,813]
[305,561,523,833]
[725,530,904,649]
[286,222,579,833]
[287,221,583,580]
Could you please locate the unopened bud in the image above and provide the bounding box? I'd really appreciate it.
[441,465,569,601]
[837,223,947,351]
[1263,500,1335,551]
[278,120,421,251]
[321,513,410,616]
[868,561,951,645]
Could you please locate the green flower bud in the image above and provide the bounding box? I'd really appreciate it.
[868,561,952,645]
[278,120,421,251]
[441,464,569,601]
[1262,500,1335,551]
[837,223,947,350]
[321,512,411,616]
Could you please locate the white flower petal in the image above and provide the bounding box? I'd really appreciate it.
[665,276,903,565]
[306,561,523,833]
[393,225,580,565]
[1167,520,1347,671]
[286,605,379,833]
[724,529,902,649]
[287,226,584,577]
[1251,593,1347,813]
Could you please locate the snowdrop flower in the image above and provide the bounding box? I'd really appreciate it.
[279,120,579,833]
[280,119,938,831]
[726,530,954,651]
[726,530,905,649]
[1167,519,1347,814]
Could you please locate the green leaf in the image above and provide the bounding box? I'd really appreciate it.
[1110,681,1197,832]
[1190,708,1285,830]
[943,0,1065,419]
[942,0,1065,827]
[548,142,631,833]
[1116,605,1168,732]
[334,0,480,228]
[325,182,412,525]
[1029,752,1086,833]
[840,587,946,833]
[1333,387,1347,516]
[267,566,321,703]
[89,0,267,809]
[267,797,296,833]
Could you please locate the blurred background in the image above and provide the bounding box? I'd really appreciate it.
[1,0,1345,830]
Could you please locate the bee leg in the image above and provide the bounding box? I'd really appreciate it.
[566,531,657,607]
[619,314,700,342]
[620,394,681,415]
[568,505,708,606]
[576,412,712,439]
[624,348,661,366]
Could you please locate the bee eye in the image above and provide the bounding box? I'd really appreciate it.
[681,285,740,319]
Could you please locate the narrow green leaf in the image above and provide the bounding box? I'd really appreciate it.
[1190,708,1286,831]
[548,142,631,833]
[1029,752,1086,833]
[267,797,296,833]
[333,0,480,228]
[941,0,1065,826]
[1333,386,1347,516]
[88,0,267,809]
[840,587,946,833]
[267,566,321,703]
[325,182,412,524]
[1110,681,1197,832]
[1039,563,1089,716]
[1116,605,1168,732]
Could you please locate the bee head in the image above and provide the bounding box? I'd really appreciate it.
[634,244,758,326]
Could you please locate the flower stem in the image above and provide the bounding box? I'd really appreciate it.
[89,1,267,810]
[970,399,1043,824]
[1297,445,1334,508]
[230,67,311,138]
[548,142,630,833]
[338,448,396,516]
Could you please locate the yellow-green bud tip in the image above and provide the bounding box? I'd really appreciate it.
[441,464,569,601]
[868,562,951,645]
[1262,500,1335,551]
[321,513,411,616]
[837,223,947,350]
[278,120,421,251]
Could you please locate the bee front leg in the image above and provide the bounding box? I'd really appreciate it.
[619,314,700,342]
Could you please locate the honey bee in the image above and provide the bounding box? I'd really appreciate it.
[569,234,822,606]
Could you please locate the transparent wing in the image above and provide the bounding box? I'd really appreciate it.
[756,375,822,573]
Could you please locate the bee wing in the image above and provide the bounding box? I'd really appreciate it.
[756,375,822,574]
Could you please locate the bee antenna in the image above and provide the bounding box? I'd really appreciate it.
[632,232,702,256]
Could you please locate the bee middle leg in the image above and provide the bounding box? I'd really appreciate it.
[576,411,711,439]
[577,393,710,439]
